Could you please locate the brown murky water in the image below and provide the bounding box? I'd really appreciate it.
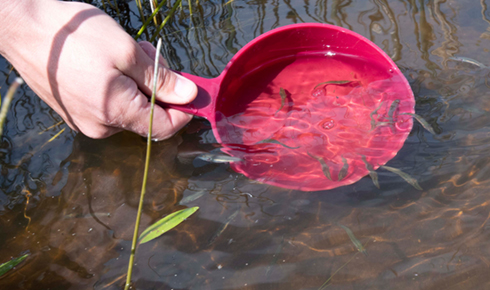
[2,0,490,289]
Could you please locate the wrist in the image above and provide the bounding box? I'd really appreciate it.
[0,0,57,61]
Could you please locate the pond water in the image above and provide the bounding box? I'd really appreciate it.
[2,0,490,289]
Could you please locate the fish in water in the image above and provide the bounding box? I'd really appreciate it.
[370,101,384,130]
[196,153,243,163]
[257,139,300,149]
[64,212,111,219]
[314,80,353,89]
[337,224,367,256]
[361,155,379,189]
[388,99,400,133]
[448,56,488,69]
[208,209,240,246]
[381,165,423,190]
[276,88,287,114]
[338,156,349,181]
[265,236,286,277]
[307,152,332,180]
[400,113,436,135]
[180,190,207,204]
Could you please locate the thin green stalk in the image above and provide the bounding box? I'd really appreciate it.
[0,78,23,138]
[188,0,193,16]
[103,0,116,10]
[150,0,182,42]
[113,0,120,16]
[135,0,172,41]
[149,0,160,26]
[135,0,146,23]
[124,38,163,290]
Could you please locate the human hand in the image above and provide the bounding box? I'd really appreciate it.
[0,0,197,140]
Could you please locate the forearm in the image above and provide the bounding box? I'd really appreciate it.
[0,0,42,57]
[0,0,197,140]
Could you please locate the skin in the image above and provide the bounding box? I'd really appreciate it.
[0,0,197,140]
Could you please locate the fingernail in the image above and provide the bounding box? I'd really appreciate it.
[174,74,195,100]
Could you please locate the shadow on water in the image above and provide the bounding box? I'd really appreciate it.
[3,0,490,289]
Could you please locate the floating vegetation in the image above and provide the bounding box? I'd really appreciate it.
[400,113,436,135]
[361,155,379,189]
[338,156,349,181]
[208,208,239,246]
[381,165,423,190]
[257,138,300,149]
[337,224,367,256]
[307,152,332,180]
[314,80,353,89]
[0,253,29,277]
[139,207,199,244]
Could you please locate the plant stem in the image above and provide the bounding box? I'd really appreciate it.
[150,0,182,42]
[0,77,23,138]
[134,0,150,39]
[134,0,172,41]
[124,38,163,290]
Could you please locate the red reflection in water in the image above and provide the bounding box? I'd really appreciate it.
[216,53,414,191]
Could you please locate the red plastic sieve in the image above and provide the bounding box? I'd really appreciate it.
[167,23,415,191]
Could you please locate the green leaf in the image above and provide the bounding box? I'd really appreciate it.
[0,253,29,277]
[139,207,199,244]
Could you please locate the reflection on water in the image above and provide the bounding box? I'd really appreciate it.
[2,0,490,289]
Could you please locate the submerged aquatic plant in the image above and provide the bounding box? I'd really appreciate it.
[0,253,29,277]
[139,207,199,244]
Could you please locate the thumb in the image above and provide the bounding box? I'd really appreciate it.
[117,41,197,105]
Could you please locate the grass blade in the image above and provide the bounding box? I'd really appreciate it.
[150,0,182,43]
[139,207,199,244]
[0,77,23,138]
[0,253,29,277]
[135,1,174,40]
[124,38,163,290]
